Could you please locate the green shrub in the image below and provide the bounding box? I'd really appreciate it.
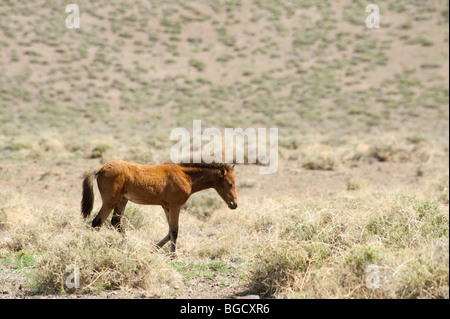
[90,143,111,159]
[346,246,380,273]
[189,58,206,72]
[216,27,236,47]
[247,242,309,296]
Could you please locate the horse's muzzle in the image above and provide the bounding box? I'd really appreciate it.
[228,201,238,209]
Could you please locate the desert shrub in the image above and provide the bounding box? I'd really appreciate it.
[189,58,206,72]
[366,140,430,163]
[121,206,149,231]
[0,207,7,231]
[396,241,449,298]
[366,198,449,248]
[301,151,340,170]
[184,189,223,220]
[430,173,449,204]
[345,246,380,274]
[216,27,236,47]
[90,143,111,159]
[246,241,309,296]
[33,231,176,295]
[244,192,449,298]
[122,146,155,164]
[346,177,368,191]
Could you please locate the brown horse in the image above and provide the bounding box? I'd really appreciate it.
[81,160,238,253]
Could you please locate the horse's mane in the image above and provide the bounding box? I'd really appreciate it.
[167,161,234,172]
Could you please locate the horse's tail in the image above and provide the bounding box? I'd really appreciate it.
[81,170,98,219]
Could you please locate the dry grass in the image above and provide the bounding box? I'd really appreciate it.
[346,177,368,191]
[300,145,341,171]
[0,192,180,297]
[242,191,449,298]
[0,174,448,298]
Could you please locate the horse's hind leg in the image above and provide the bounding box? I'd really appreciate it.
[111,197,128,234]
[92,176,123,229]
[92,204,113,228]
[156,234,170,248]
[92,196,122,229]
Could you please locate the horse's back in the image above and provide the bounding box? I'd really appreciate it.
[98,160,136,174]
[99,160,187,178]
[98,160,152,176]
[97,161,190,206]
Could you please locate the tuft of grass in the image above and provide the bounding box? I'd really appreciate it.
[189,58,206,72]
[301,148,340,171]
[216,27,236,47]
[90,143,111,159]
[184,189,223,220]
[121,206,149,230]
[347,177,368,191]
[246,241,309,296]
[345,246,380,274]
[430,173,449,204]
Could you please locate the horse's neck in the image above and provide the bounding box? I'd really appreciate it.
[185,168,217,194]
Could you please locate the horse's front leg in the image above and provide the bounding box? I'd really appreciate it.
[156,206,181,256]
[156,207,170,248]
[168,206,181,255]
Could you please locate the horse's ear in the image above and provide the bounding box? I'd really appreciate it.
[217,167,227,177]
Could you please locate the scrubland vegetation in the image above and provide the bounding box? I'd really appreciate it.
[0,0,448,298]
[0,178,448,298]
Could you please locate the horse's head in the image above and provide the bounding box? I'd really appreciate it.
[215,164,238,210]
